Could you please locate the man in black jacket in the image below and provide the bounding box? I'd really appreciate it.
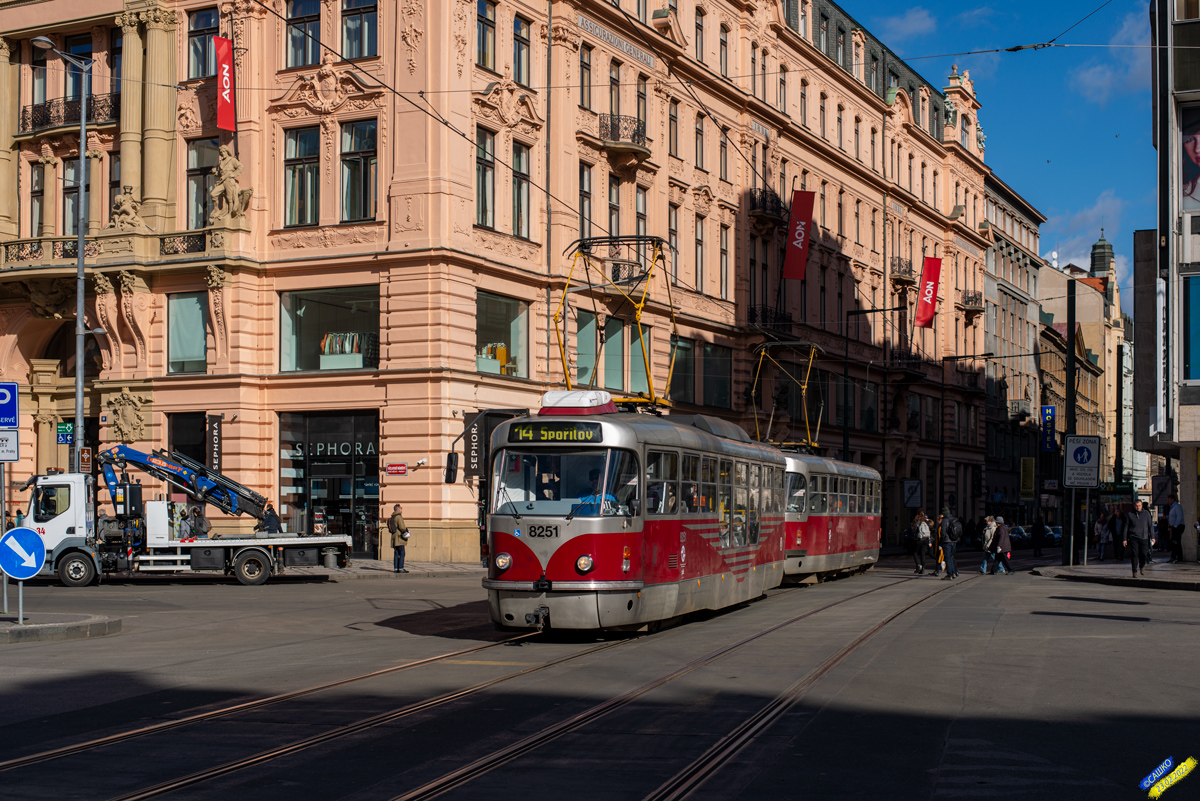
[939,507,962,580]
[1123,499,1156,577]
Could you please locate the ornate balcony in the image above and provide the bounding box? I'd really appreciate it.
[748,188,788,225]
[889,257,915,286]
[958,289,984,314]
[160,233,207,256]
[3,236,99,265]
[1009,398,1032,421]
[747,304,793,332]
[19,92,120,134]
[596,114,650,172]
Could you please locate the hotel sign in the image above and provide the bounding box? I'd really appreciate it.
[577,16,656,67]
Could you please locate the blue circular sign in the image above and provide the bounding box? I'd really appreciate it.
[0,527,47,581]
[1073,446,1092,464]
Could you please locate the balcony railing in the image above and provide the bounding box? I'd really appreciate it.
[748,188,787,222]
[19,92,121,134]
[3,237,99,264]
[1009,398,1032,420]
[889,257,915,284]
[959,289,984,310]
[747,304,793,332]
[160,233,207,256]
[598,114,647,147]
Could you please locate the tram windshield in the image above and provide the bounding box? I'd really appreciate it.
[785,472,807,513]
[491,449,639,517]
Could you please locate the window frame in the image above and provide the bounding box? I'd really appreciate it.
[694,113,704,169]
[342,0,378,60]
[30,162,45,239]
[286,0,322,69]
[719,26,729,77]
[168,290,210,374]
[476,0,496,71]
[578,162,592,238]
[579,46,592,108]
[340,118,378,223]
[719,127,729,181]
[512,140,530,238]
[475,127,496,228]
[668,100,679,156]
[186,137,219,230]
[513,15,532,86]
[188,8,219,80]
[284,126,320,227]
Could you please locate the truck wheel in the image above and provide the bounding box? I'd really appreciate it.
[233,551,270,586]
[57,554,96,588]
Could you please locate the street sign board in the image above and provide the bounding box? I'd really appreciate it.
[80,446,92,473]
[0,430,18,462]
[901,478,923,508]
[1063,435,1101,489]
[56,421,73,445]
[0,527,46,581]
[0,382,18,429]
[1151,475,1174,507]
[385,463,408,476]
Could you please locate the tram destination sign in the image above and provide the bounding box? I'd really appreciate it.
[508,422,604,444]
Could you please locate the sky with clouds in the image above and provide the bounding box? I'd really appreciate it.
[866,0,1153,312]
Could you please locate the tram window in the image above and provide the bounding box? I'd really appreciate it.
[818,475,829,514]
[848,479,858,514]
[611,451,640,515]
[718,458,732,546]
[681,454,701,514]
[775,469,785,514]
[646,450,679,515]
[747,465,761,544]
[701,456,716,514]
[874,481,881,514]
[786,472,806,513]
[838,478,848,515]
[762,467,773,518]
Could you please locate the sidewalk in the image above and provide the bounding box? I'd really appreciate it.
[1031,555,1200,592]
[284,559,487,581]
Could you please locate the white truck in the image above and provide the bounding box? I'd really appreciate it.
[24,445,352,587]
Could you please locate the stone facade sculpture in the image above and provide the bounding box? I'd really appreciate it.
[107,186,148,231]
[208,146,253,223]
[23,279,75,319]
[107,387,148,442]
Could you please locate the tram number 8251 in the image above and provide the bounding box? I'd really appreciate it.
[527,525,560,538]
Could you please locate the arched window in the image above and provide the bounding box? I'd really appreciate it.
[719,26,729,77]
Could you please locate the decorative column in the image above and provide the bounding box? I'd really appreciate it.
[86,139,105,235]
[139,7,178,230]
[115,11,143,203]
[0,38,16,236]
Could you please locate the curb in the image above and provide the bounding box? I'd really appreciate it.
[0,614,122,645]
[1029,567,1200,592]
[285,569,488,581]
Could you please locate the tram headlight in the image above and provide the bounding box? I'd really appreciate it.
[494,552,512,571]
[575,554,594,573]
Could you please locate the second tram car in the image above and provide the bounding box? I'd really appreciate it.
[780,453,882,579]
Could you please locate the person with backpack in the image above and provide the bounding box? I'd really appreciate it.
[939,506,962,580]
[911,511,931,575]
[991,516,1014,575]
[387,503,410,573]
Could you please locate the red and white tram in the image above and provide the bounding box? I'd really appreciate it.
[781,453,882,579]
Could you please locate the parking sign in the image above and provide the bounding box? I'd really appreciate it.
[0,382,18,429]
[1063,435,1101,489]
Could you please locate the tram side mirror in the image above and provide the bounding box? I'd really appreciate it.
[444,453,459,484]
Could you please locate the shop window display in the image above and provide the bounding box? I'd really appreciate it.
[281,285,379,372]
[476,291,528,377]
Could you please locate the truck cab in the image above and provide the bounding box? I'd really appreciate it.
[24,473,99,586]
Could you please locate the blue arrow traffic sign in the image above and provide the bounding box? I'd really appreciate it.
[0,381,18,429]
[0,527,46,581]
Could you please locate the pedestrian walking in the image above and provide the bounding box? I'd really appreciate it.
[1123,499,1155,577]
[1096,512,1112,561]
[191,506,212,539]
[14,507,24,529]
[939,507,962,580]
[1167,494,1185,563]
[979,516,997,574]
[992,517,1014,575]
[911,511,931,575]
[931,513,945,577]
[1031,517,1046,557]
[387,503,410,573]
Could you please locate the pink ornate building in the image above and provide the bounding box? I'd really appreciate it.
[0,0,1000,557]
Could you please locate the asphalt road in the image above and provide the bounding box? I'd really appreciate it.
[1,551,1196,801]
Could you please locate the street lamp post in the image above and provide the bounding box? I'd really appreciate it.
[843,307,904,461]
[33,37,91,474]
[940,352,993,515]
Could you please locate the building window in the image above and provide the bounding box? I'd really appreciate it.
[670,337,695,404]
[637,75,648,127]
[168,292,208,374]
[695,9,705,62]
[870,55,878,91]
[604,316,624,391]
[577,309,597,385]
[819,14,828,52]
[30,163,45,238]
[751,46,757,98]
[819,182,826,228]
[186,137,219,230]
[888,70,899,89]
[477,0,496,70]
[719,26,729,77]
[779,66,787,112]
[282,286,380,372]
[513,16,531,86]
[702,343,731,408]
[779,158,787,194]
[854,118,861,159]
[854,200,861,243]
[836,27,845,66]
[62,159,88,237]
[695,215,705,292]
[837,190,844,236]
[287,0,321,68]
[108,154,121,224]
[694,114,704,168]
[607,176,622,238]
[719,224,729,299]
[669,100,679,156]
[64,35,92,101]
[636,186,648,265]
[341,119,377,222]
[908,154,913,191]
[512,142,530,238]
[961,116,971,149]
[668,203,679,282]
[343,0,378,59]
[800,81,808,125]
[284,127,320,227]
[638,0,648,23]
[819,93,826,138]
[110,29,123,95]
[476,291,528,378]
[871,208,876,250]
[579,46,592,108]
[837,105,843,148]
[719,128,729,181]
[188,8,219,79]
[609,61,621,115]
[760,52,767,100]
[168,412,207,467]
[31,45,46,105]
[870,128,877,171]
[631,323,650,396]
[579,162,592,237]
[476,128,496,227]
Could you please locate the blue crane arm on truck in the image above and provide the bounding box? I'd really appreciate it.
[97,444,268,521]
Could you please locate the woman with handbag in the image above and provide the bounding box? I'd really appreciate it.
[388,504,411,573]
[911,511,931,574]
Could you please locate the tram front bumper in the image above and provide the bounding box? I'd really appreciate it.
[485,581,645,630]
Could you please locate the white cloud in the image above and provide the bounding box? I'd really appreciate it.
[1040,189,1126,273]
[1066,3,1150,105]
[956,6,1002,27]
[875,8,937,43]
